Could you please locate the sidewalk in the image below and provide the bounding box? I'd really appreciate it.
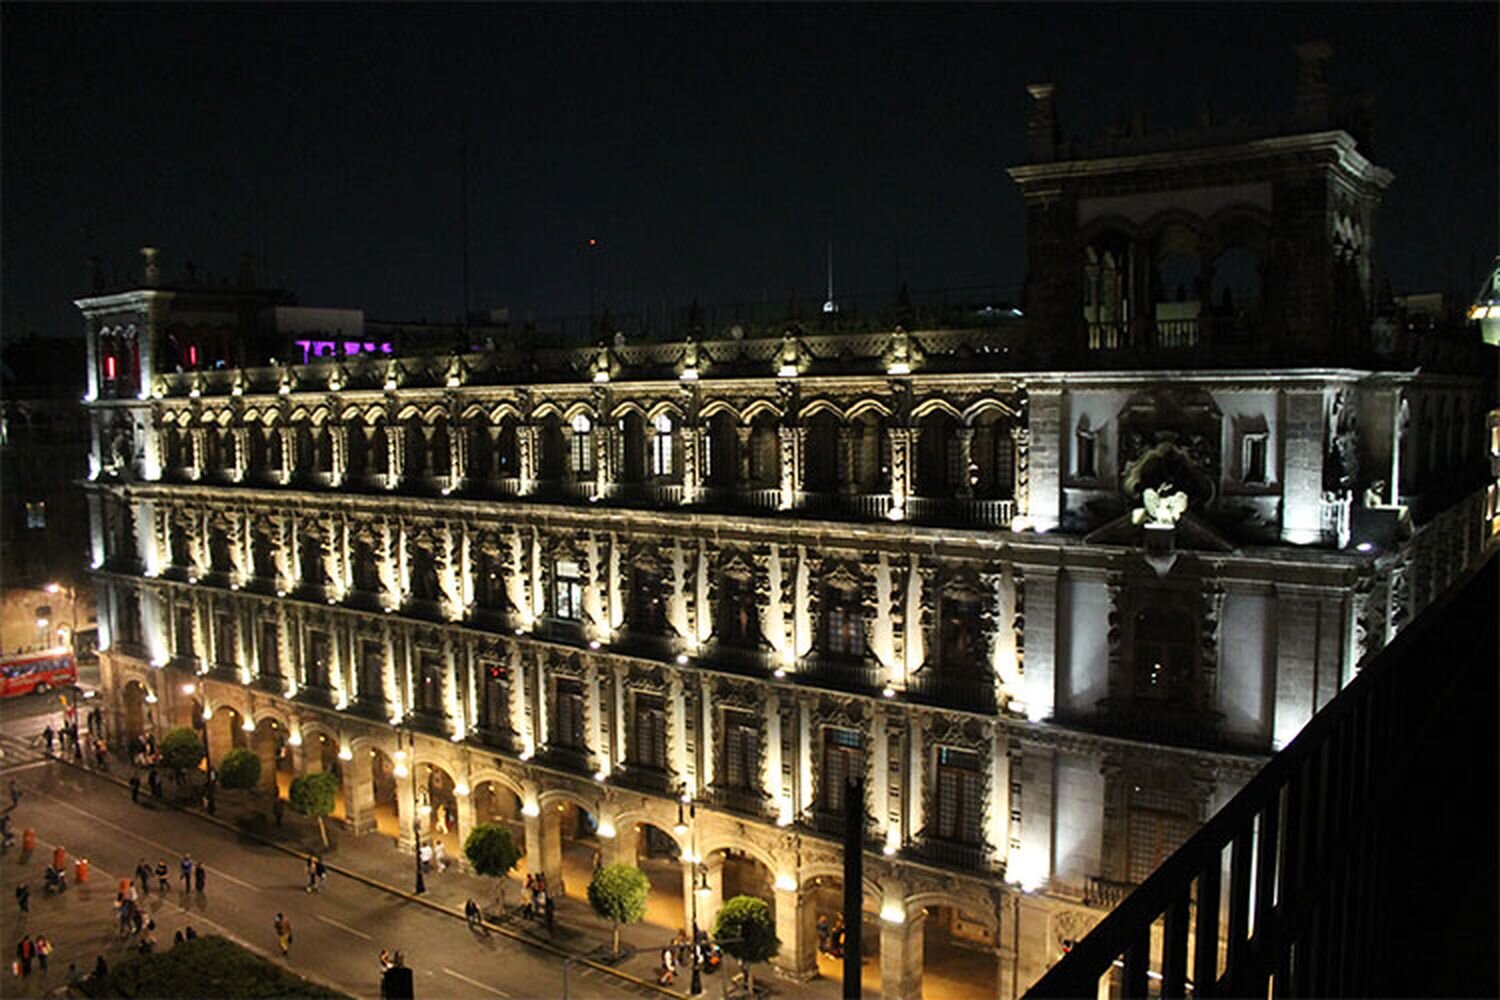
[64,743,854,999]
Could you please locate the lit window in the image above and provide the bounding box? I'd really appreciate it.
[569,415,593,474]
[651,414,674,477]
[935,747,983,845]
[553,559,583,620]
[25,502,46,529]
[1241,433,1268,485]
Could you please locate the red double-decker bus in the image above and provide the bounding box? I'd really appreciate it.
[0,647,78,698]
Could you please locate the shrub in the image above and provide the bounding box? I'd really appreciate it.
[159,727,205,775]
[217,748,262,790]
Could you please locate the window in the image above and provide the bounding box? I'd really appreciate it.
[1075,417,1097,479]
[476,551,506,609]
[1241,433,1268,485]
[25,502,45,529]
[299,535,325,587]
[934,747,983,844]
[253,533,277,580]
[651,414,675,477]
[630,693,667,770]
[353,542,381,593]
[553,559,583,620]
[569,415,594,475]
[479,660,509,731]
[820,727,864,814]
[721,709,760,791]
[213,612,236,668]
[305,631,332,690]
[552,678,585,749]
[411,547,439,601]
[630,568,665,634]
[823,586,865,660]
[716,574,758,648]
[939,594,981,668]
[175,607,196,661]
[258,622,280,678]
[118,592,142,645]
[358,640,384,704]
[416,651,444,714]
[1126,785,1196,884]
[1133,606,1196,704]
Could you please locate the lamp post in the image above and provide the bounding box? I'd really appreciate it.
[675,796,710,996]
[399,728,426,895]
[187,687,216,815]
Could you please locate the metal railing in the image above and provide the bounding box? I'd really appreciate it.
[903,668,998,714]
[1025,555,1497,1000]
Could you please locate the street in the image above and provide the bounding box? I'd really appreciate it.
[0,689,656,1000]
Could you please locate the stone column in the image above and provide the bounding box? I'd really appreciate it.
[735,426,753,486]
[1021,566,1059,721]
[232,428,249,482]
[680,423,701,502]
[773,884,819,980]
[347,763,377,835]
[450,423,467,488]
[278,426,295,484]
[888,426,913,514]
[837,425,857,494]
[539,807,564,892]
[1025,389,1060,530]
[559,425,576,483]
[330,423,347,487]
[396,761,417,851]
[879,903,926,1000]
[956,425,976,498]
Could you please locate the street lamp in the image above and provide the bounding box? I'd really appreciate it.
[189,695,216,815]
[397,729,426,895]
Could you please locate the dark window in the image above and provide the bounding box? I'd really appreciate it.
[118,592,142,645]
[1076,431,1097,479]
[823,586,865,661]
[358,640,384,704]
[552,678,585,749]
[630,694,667,770]
[479,660,509,731]
[721,710,760,791]
[717,575,758,648]
[1243,435,1268,485]
[416,651,444,714]
[1126,785,1196,884]
[213,613,236,668]
[1133,607,1196,704]
[175,606,196,661]
[253,532,276,580]
[305,631,332,690]
[934,747,983,844]
[820,727,864,814]
[170,527,191,568]
[411,547,440,601]
[939,594,981,668]
[258,622,280,678]
[477,551,506,609]
[353,542,381,593]
[630,568,665,634]
[300,535,325,587]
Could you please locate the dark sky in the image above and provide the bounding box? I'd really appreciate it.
[3,4,1496,338]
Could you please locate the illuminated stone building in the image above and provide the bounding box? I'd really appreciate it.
[81,49,1494,998]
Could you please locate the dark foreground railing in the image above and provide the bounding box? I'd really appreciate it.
[1025,553,1497,1000]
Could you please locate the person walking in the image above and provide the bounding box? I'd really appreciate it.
[464,898,480,931]
[149,769,162,799]
[155,859,169,895]
[16,934,34,977]
[315,856,327,890]
[16,882,29,914]
[42,726,54,755]
[8,779,20,809]
[184,925,197,941]
[194,863,206,894]
[274,913,292,956]
[544,892,555,935]
[305,857,317,893]
[179,855,192,891]
[129,775,141,803]
[34,934,50,973]
[135,860,151,896]
[272,795,285,827]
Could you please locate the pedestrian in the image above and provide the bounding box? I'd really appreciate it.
[379,948,393,972]
[43,726,54,755]
[180,854,192,891]
[174,929,185,947]
[544,892,555,935]
[135,860,151,896]
[315,857,327,889]
[464,897,480,930]
[184,925,197,941]
[90,955,108,984]
[96,740,110,772]
[15,882,28,914]
[34,934,49,972]
[272,796,284,827]
[17,934,34,977]
[305,857,317,892]
[195,863,206,893]
[817,913,830,953]
[274,913,292,956]
[155,859,169,895]
[8,779,19,808]
[149,769,163,799]
[129,775,141,803]
[658,944,677,986]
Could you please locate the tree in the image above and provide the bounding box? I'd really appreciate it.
[217,748,262,791]
[714,895,780,996]
[587,863,649,958]
[288,771,339,847]
[464,823,522,910]
[159,726,205,782]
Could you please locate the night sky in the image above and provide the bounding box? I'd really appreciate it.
[3,4,1495,340]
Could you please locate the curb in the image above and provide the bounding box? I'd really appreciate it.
[21,741,685,999]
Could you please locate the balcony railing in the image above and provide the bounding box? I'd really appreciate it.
[904,668,998,714]
[698,641,776,679]
[610,764,675,796]
[1092,697,1225,750]
[903,837,998,874]
[1026,555,1498,1000]
[792,655,885,695]
[905,496,1015,528]
[1082,875,1135,910]
[703,784,772,819]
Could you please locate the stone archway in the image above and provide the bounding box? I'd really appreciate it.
[539,792,601,900]
[472,779,524,853]
[366,747,401,840]
[797,872,884,989]
[919,904,998,1000]
[417,761,460,861]
[309,732,348,821]
[250,717,288,795]
[624,821,685,935]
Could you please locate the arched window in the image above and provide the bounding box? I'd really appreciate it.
[570,414,593,475]
[651,413,674,477]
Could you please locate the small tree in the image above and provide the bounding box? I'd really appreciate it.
[217,748,262,791]
[464,823,522,910]
[587,863,649,958]
[288,771,339,848]
[714,895,780,996]
[159,726,204,784]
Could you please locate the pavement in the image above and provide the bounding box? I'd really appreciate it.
[0,687,849,1000]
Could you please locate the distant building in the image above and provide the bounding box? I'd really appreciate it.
[82,45,1495,998]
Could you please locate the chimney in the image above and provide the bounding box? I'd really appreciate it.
[1294,41,1333,130]
[141,246,161,287]
[1026,83,1061,162]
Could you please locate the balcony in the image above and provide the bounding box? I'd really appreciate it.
[808,807,875,842]
[903,837,998,875]
[703,784,772,819]
[1082,875,1135,910]
[610,763,675,796]
[905,496,1015,529]
[904,667,997,714]
[535,744,593,775]
[1092,697,1225,750]
[792,654,885,695]
[612,482,686,506]
[698,641,776,679]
